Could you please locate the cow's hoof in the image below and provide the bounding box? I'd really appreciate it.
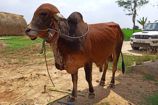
[88,92,95,99]
[99,81,105,86]
[109,83,115,88]
[67,96,76,102]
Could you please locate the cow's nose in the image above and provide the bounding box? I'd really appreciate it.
[25,28,31,34]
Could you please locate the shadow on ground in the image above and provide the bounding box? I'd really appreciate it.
[48,85,110,105]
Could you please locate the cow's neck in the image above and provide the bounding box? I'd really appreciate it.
[49,22,88,73]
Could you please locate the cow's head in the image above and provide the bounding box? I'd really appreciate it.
[25,3,68,70]
[25,3,66,40]
[25,5,87,70]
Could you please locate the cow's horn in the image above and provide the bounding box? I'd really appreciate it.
[54,13,65,20]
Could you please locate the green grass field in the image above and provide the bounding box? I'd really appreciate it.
[115,54,158,73]
[1,36,42,52]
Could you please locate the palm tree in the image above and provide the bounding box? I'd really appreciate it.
[137,17,147,29]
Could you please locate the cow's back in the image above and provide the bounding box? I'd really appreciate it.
[105,22,124,52]
[84,22,123,66]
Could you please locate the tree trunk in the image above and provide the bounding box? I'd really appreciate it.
[132,0,137,33]
[132,13,136,33]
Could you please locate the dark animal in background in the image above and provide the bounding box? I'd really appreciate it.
[25,3,125,102]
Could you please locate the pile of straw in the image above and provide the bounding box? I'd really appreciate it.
[0,12,27,36]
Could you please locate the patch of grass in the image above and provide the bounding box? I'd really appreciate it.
[1,36,42,51]
[145,92,158,105]
[122,28,141,41]
[143,74,156,81]
[117,54,158,73]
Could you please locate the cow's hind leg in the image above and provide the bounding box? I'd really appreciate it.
[68,72,78,102]
[99,61,108,86]
[84,62,95,99]
[110,52,119,88]
[110,64,116,88]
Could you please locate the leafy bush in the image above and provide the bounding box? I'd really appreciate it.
[122,28,141,41]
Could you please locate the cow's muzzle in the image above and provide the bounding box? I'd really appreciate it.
[25,25,38,40]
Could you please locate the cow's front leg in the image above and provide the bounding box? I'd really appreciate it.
[84,62,95,99]
[68,72,78,102]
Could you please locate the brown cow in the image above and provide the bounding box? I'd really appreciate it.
[25,3,125,102]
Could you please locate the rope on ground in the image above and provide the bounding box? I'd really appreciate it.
[47,95,69,105]
[48,87,85,97]
[42,39,55,87]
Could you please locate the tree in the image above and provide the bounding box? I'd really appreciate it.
[137,17,147,29]
[116,0,149,32]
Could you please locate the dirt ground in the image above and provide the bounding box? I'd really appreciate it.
[0,41,158,105]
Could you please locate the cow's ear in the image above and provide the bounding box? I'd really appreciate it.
[53,13,65,21]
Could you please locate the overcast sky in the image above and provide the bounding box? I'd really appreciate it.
[0,0,158,28]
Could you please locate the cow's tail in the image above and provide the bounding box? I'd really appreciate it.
[120,51,125,74]
[116,24,125,74]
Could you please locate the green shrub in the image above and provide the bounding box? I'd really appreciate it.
[122,28,141,41]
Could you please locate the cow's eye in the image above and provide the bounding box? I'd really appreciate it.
[39,12,47,16]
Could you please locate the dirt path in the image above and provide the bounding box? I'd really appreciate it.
[0,41,158,105]
[123,41,144,56]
